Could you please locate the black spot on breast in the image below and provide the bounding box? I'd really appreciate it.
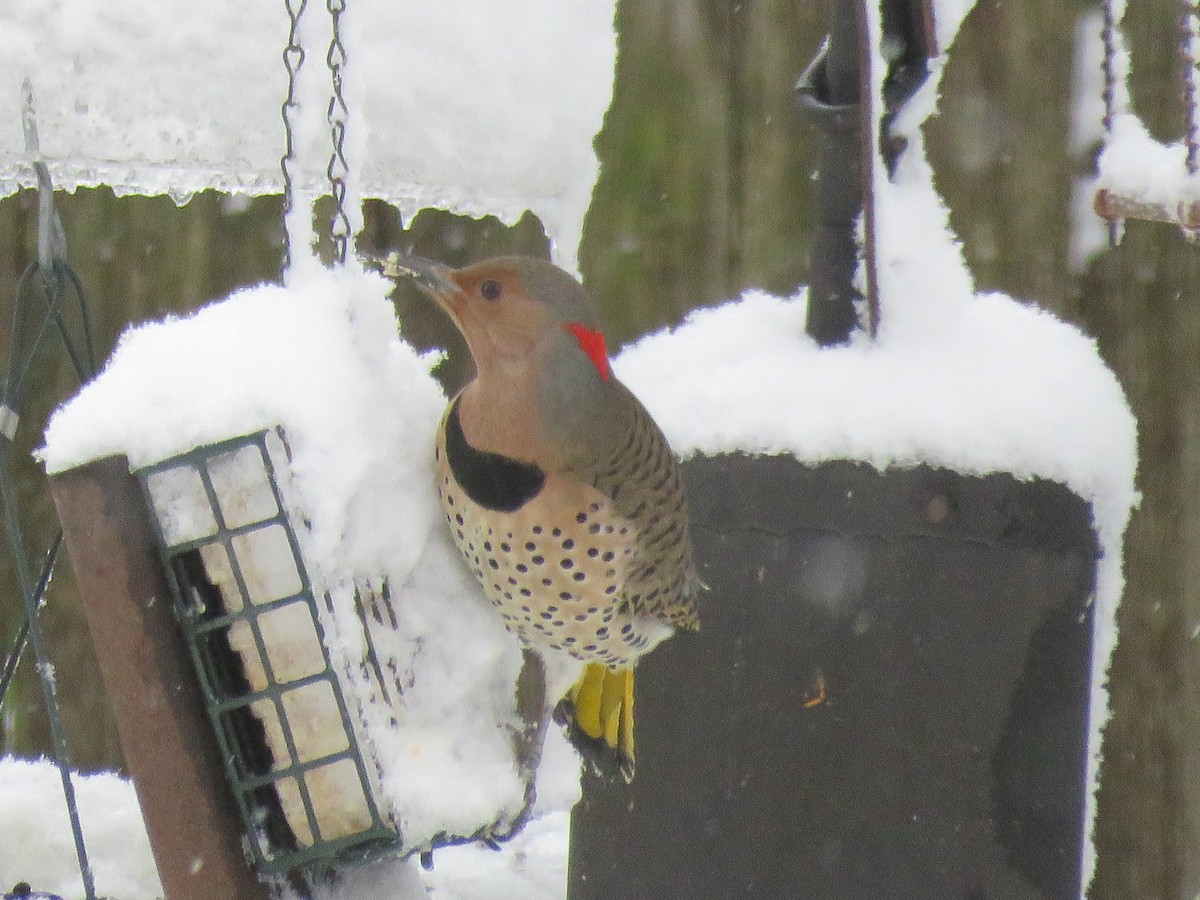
[445,396,545,512]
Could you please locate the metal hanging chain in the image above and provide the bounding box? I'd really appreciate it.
[279,0,353,267]
[280,0,309,272]
[1099,0,1123,244]
[1181,0,1200,175]
[326,0,352,266]
[1101,1,1119,136]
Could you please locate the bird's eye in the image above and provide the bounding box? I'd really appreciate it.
[480,279,502,301]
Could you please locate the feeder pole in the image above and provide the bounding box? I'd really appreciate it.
[797,0,932,344]
[796,0,866,346]
[49,457,269,900]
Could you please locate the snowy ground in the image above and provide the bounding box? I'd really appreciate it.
[0,755,570,900]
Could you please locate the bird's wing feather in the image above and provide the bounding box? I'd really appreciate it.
[580,384,699,628]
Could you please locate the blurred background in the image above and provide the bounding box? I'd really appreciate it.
[1,2,1196,897]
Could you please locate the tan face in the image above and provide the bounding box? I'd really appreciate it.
[388,254,614,468]
[428,262,562,378]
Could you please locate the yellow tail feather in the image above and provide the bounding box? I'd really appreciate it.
[566,663,636,781]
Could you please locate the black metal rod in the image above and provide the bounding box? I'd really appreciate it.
[0,450,96,900]
[0,530,61,709]
[796,0,867,346]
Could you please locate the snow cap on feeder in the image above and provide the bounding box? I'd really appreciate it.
[41,266,569,880]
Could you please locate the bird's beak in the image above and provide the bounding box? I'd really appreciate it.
[378,252,459,299]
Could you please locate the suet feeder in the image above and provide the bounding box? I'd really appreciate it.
[44,269,554,897]
[135,430,399,874]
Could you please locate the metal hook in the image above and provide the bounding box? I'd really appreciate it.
[21,80,67,275]
[794,40,861,133]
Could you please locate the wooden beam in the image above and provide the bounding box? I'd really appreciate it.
[49,456,269,900]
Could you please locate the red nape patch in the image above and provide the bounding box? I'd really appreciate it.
[564,322,611,381]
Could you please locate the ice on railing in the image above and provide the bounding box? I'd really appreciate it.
[0,0,616,268]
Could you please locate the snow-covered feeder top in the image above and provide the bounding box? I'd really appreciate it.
[41,266,581,859]
[0,0,617,269]
[42,267,443,578]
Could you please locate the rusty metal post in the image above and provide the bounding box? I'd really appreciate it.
[1094,187,1200,231]
[48,456,269,900]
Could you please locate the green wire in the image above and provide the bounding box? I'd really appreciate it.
[0,259,99,900]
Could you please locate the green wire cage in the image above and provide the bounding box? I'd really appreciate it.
[136,429,400,875]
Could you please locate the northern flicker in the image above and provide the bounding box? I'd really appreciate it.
[384,253,699,779]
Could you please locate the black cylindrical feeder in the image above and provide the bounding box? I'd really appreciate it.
[569,458,1097,899]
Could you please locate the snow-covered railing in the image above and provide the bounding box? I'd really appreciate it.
[1093,0,1200,234]
[1,0,616,271]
